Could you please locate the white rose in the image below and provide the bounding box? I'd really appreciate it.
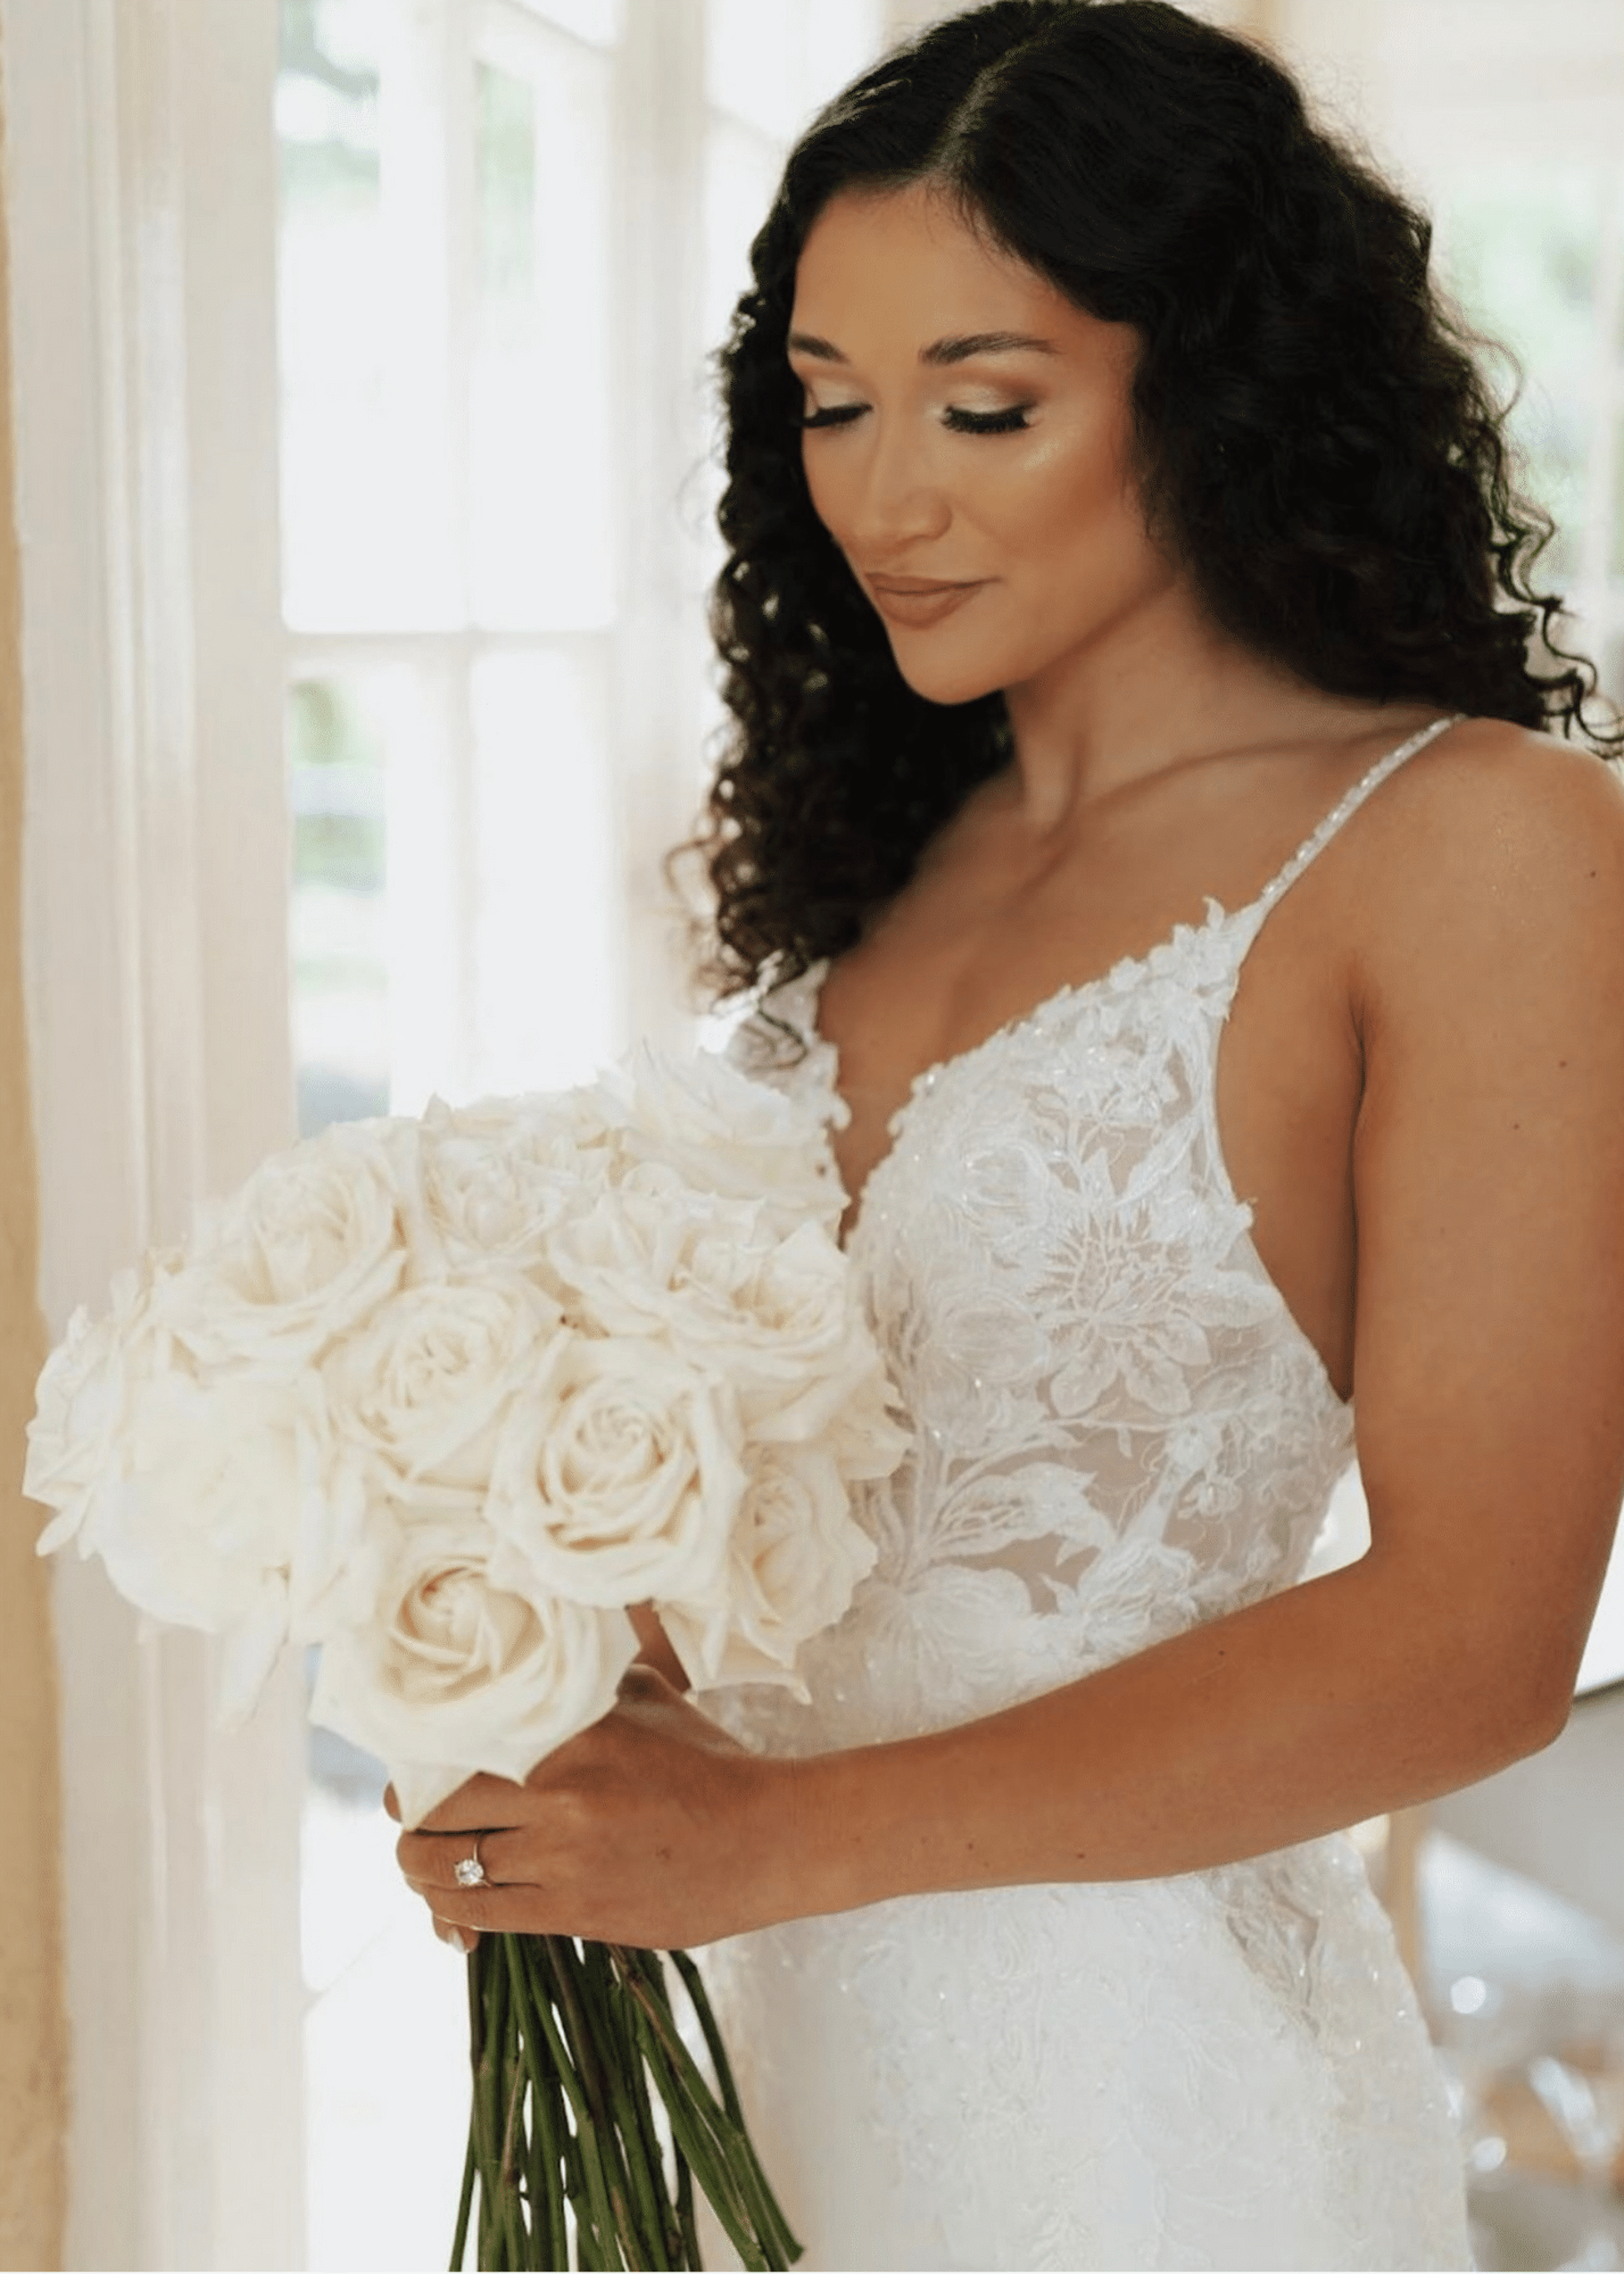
[25,1247,182,1550]
[658,1441,877,1689]
[321,1272,568,1504]
[818,1362,914,1483]
[309,1515,638,1827]
[487,1336,745,1608]
[550,1189,902,1454]
[597,1044,842,1237]
[67,1371,330,1721]
[165,1118,412,1372]
[544,1174,771,1340]
[676,1215,904,1446]
[409,1091,620,1288]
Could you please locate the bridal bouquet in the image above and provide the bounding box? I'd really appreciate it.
[25,1044,908,2272]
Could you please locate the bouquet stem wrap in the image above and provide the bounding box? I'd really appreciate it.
[456,1934,797,2272]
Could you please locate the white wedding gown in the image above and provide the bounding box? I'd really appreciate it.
[700,714,1471,2271]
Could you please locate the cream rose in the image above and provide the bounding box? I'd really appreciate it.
[409,1091,620,1290]
[321,1272,568,1503]
[25,1248,182,1549]
[487,1335,745,1607]
[66,1370,334,1719]
[166,1117,412,1371]
[658,1441,878,1689]
[599,1044,843,1237]
[310,1513,638,1826]
[551,1190,896,1450]
[544,1174,769,1338]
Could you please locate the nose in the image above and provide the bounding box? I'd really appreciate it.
[841,415,951,560]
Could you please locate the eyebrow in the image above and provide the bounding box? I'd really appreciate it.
[786,329,1058,366]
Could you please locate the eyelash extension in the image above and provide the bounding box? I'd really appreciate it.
[796,402,1035,435]
[943,404,1033,434]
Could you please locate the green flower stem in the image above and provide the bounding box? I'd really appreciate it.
[625,1994,768,2273]
[580,1944,672,2271]
[520,1945,621,2265]
[498,2052,530,2268]
[473,1940,512,2268]
[560,2120,604,2274]
[615,1952,763,2243]
[540,1942,638,2266]
[457,1932,798,2271]
[665,1953,744,2127]
[608,1964,684,2268]
[673,2138,699,2270]
[623,1966,798,2273]
[451,2131,478,2274]
[653,1949,797,2261]
[495,1937,559,2274]
[503,1937,568,2269]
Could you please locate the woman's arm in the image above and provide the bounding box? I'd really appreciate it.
[398,734,1624,1948]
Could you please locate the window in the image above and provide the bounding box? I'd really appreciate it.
[275,7,886,2263]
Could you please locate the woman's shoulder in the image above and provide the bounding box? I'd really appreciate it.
[1388,713,1624,841]
[1349,712,1624,1021]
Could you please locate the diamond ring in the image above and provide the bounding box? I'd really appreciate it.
[454,1837,488,1889]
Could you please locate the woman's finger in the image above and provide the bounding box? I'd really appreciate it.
[432,1912,479,1955]
[397,1824,520,1895]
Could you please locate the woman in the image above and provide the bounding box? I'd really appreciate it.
[396,4,1624,2264]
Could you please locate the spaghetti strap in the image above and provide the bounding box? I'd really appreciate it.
[1251,713,1463,918]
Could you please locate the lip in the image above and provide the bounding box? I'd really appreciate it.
[864,574,988,629]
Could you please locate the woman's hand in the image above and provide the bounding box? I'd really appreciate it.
[389,1664,790,1954]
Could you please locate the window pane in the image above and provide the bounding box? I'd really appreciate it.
[508,0,625,46]
[289,663,467,1132]
[702,117,784,378]
[288,673,390,1134]
[470,34,616,630]
[706,0,883,139]
[1440,164,1607,588]
[470,646,624,1094]
[279,1,461,630]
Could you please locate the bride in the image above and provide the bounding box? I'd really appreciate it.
[395,2,1624,2263]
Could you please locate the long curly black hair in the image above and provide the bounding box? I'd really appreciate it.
[684,0,1615,1003]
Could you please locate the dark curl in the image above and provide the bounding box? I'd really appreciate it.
[685,0,1617,1002]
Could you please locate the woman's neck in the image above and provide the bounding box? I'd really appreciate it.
[997,581,1374,837]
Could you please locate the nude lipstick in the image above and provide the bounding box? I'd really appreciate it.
[864,575,988,630]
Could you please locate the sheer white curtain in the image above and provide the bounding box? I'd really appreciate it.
[5,3,303,2266]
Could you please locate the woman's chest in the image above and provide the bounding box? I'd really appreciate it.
[819,877,1364,1406]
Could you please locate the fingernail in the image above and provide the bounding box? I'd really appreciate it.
[446,1927,470,1954]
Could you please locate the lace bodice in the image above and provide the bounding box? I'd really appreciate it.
[700,716,1470,2272]
[720,716,1455,1754]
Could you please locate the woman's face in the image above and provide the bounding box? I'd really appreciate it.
[790,182,1177,708]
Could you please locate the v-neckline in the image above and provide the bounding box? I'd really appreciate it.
[810,893,1240,1253]
[803,922,1356,1420]
[799,713,1459,1255]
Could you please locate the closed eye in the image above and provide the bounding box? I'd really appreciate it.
[797,402,1035,435]
[944,404,1032,434]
